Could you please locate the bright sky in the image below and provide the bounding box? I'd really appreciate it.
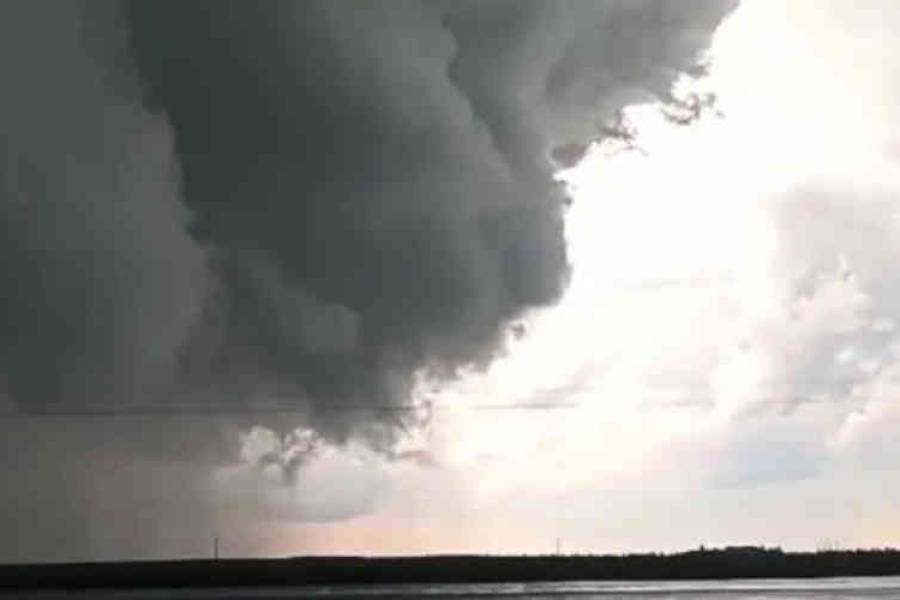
[214,0,900,557]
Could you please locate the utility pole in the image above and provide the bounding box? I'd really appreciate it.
[214,533,219,560]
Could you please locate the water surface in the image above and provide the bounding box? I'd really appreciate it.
[10,576,900,599]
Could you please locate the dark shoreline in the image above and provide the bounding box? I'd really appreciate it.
[2,548,900,590]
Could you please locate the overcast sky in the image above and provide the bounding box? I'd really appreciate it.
[4,0,900,562]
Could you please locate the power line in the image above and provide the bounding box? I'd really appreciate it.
[0,379,885,419]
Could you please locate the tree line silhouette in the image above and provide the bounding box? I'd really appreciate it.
[3,547,900,589]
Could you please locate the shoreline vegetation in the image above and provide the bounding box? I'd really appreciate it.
[2,547,900,590]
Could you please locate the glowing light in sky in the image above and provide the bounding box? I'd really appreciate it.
[364,0,900,554]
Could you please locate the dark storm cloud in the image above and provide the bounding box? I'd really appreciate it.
[123,1,566,432]
[0,0,735,561]
[119,0,735,435]
[0,0,208,410]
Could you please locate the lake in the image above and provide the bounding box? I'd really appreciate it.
[8,577,900,599]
